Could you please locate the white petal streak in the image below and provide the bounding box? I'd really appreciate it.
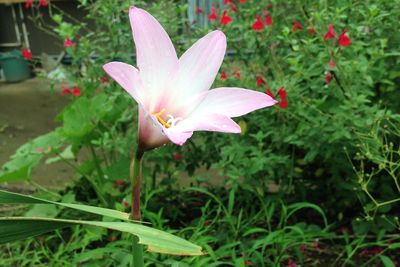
[103,62,144,104]
[165,114,240,145]
[191,87,277,118]
[175,31,227,99]
[129,7,178,99]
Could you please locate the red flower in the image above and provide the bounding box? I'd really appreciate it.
[38,0,48,7]
[220,10,233,25]
[223,0,233,4]
[220,71,227,80]
[278,87,288,109]
[195,5,203,14]
[325,74,333,84]
[115,180,125,187]
[25,0,32,8]
[287,259,297,267]
[338,29,351,47]
[72,86,81,96]
[208,6,218,21]
[61,87,71,96]
[328,58,335,67]
[291,19,303,32]
[256,76,266,86]
[230,4,238,12]
[324,24,336,39]
[252,15,264,31]
[278,98,288,109]
[265,89,275,99]
[123,201,129,208]
[231,69,241,79]
[278,87,287,99]
[174,153,183,161]
[100,76,109,84]
[308,27,316,34]
[265,15,273,26]
[239,0,246,2]
[21,48,32,59]
[64,38,73,47]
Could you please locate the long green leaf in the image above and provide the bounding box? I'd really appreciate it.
[0,217,203,256]
[0,190,129,221]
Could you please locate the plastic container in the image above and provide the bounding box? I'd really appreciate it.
[0,50,30,82]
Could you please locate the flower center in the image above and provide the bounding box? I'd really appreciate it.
[152,108,182,129]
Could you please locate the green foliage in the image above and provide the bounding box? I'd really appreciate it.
[1,0,400,265]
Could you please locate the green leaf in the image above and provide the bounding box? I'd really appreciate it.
[286,202,328,228]
[0,131,62,182]
[0,190,129,221]
[0,217,203,256]
[379,255,395,267]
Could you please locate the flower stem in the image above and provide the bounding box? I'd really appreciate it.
[130,149,145,267]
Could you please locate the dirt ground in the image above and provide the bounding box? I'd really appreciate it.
[0,78,73,191]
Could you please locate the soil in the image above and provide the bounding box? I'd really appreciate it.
[0,78,73,191]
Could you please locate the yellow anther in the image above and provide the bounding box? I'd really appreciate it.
[152,108,171,128]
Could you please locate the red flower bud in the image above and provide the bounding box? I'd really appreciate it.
[324,24,336,39]
[220,10,233,25]
[338,29,351,47]
[291,19,303,32]
[208,6,218,21]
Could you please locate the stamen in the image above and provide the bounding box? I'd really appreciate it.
[152,108,171,128]
[167,115,182,126]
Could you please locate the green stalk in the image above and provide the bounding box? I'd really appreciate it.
[130,149,145,267]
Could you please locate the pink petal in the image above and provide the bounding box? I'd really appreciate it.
[175,31,227,99]
[138,107,169,150]
[165,114,240,146]
[191,87,277,118]
[129,7,178,102]
[103,62,144,105]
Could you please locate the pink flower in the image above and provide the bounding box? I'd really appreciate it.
[338,29,351,47]
[208,6,218,21]
[291,19,303,32]
[328,58,335,67]
[324,24,336,39]
[64,38,73,47]
[25,0,32,8]
[325,74,333,84]
[220,10,233,25]
[21,48,32,59]
[38,0,48,7]
[265,14,273,26]
[103,7,276,150]
[195,6,203,14]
